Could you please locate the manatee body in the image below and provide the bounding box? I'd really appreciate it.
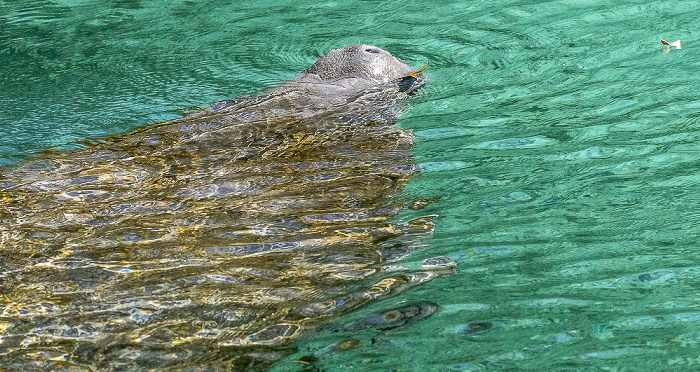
[0,45,430,370]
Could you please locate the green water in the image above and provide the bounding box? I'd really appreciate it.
[3,0,700,370]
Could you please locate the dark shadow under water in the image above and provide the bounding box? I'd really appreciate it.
[0,88,443,370]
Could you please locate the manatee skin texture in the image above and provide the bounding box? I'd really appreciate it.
[207,44,427,122]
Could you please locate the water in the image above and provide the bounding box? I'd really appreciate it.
[2,0,700,370]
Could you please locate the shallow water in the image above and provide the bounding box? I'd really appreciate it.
[3,0,700,370]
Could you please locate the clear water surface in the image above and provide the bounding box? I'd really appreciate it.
[2,0,700,370]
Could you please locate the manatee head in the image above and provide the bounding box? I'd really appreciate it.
[305,44,415,83]
[275,44,427,97]
[210,44,426,120]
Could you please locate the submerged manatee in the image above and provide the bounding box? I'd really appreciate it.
[0,45,433,370]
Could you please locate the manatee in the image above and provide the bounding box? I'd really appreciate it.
[0,45,432,370]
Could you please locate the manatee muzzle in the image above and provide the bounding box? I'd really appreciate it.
[397,63,429,95]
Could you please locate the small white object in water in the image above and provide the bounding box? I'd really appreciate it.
[662,39,681,54]
[662,39,681,49]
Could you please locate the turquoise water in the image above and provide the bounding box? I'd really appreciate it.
[3,0,700,370]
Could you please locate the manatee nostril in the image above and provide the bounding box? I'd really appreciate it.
[365,48,380,54]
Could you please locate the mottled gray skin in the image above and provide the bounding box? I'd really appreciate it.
[208,44,426,122]
[277,44,420,95]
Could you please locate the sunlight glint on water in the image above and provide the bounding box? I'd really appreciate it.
[2,0,700,370]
